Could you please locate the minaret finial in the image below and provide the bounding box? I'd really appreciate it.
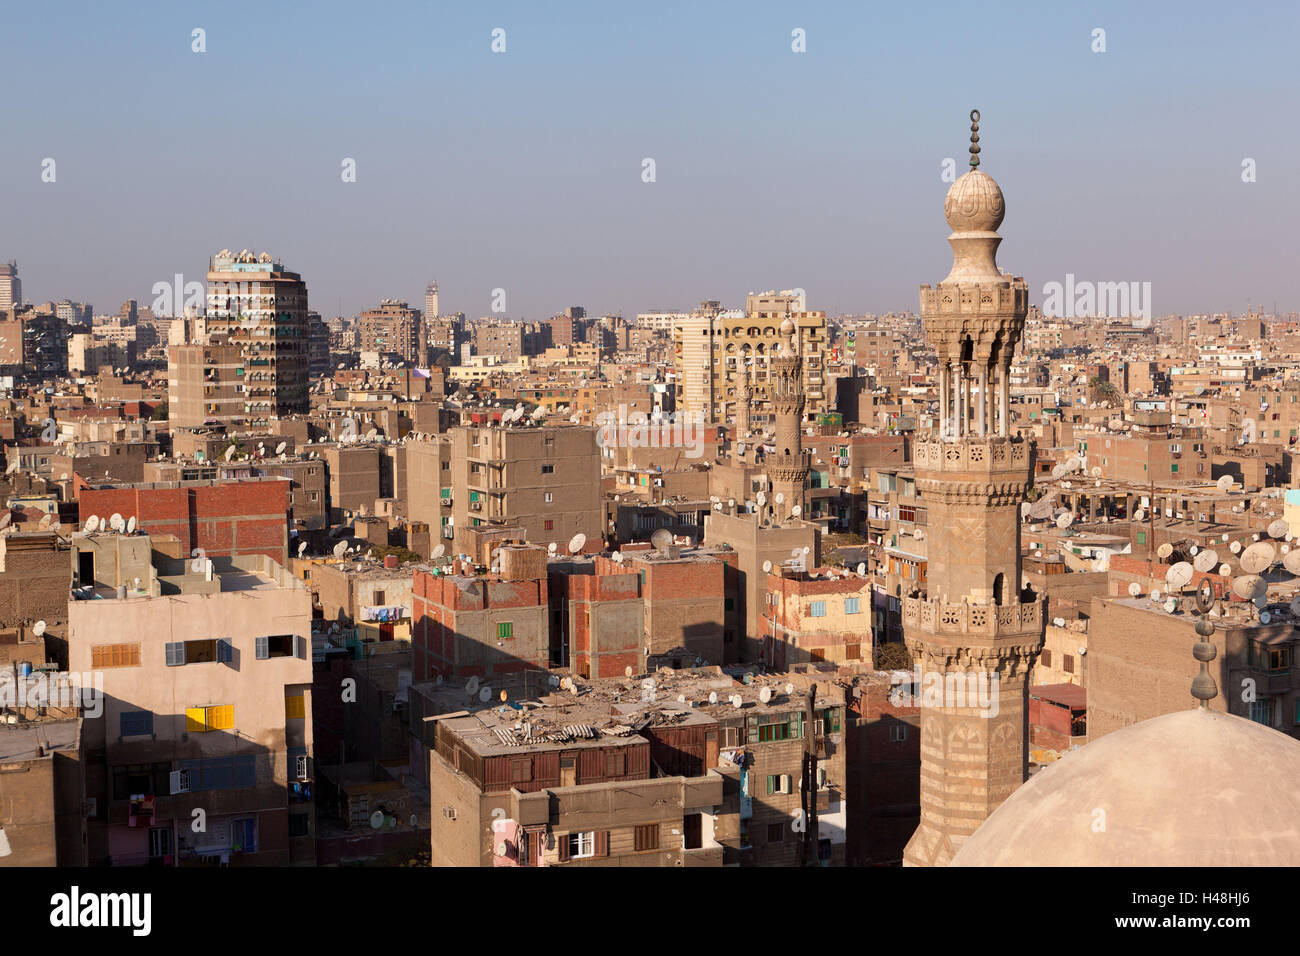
[969,109,981,169]
[1191,585,1219,708]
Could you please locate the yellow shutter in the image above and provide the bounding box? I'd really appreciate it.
[285,695,306,720]
[206,705,234,730]
[185,707,209,733]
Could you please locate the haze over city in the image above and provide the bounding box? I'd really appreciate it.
[4,0,1297,319]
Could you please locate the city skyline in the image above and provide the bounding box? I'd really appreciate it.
[4,0,1296,320]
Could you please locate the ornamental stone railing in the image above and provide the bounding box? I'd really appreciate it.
[912,435,1031,473]
[902,594,1042,637]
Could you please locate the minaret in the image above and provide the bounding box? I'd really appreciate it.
[768,318,809,522]
[736,359,753,441]
[902,111,1044,867]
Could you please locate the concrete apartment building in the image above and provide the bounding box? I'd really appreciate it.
[623,544,727,666]
[405,434,452,550]
[1089,596,1300,742]
[204,249,310,426]
[0,261,20,312]
[0,716,85,866]
[167,343,245,429]
[357,298,423,365]
[674,294,829,424]
[68,536,315,865]
[451,425,601,555]
[761,567,873,669]
[548,555,643,678]
[321,444,380,524]
[415,676,725,867]
[312,557,414,645]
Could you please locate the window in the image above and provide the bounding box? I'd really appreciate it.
[120,710,153,737]
[510,757,532,783]
[544,492,553,503]
[1249,699,1274,726]
[185,705,234,733]
[605,751,626,776]
[289,813,310,838]
[148,827,172,859]
[1269,646,1292,671]
[543,519,554,531]
[1041,648,1052,668]
[845,597,860,615]
[634,824,659,851]
[166,639,229,666]
[92,643,141,668]
[809,601,826,618]
[255,635,299,659]
[898,505,917,522]
[766,774,793,794]
[767,822,784,843]
[725,597,735,611]
[567,831,595,859]
[758,721,790,742]
[373,590,386,606]
[285,695,306,720]
[890,724,907,743]
[541,464,555,475]
[722,727,739,748]
[497,621,513,640]
[1063,654,1075,674]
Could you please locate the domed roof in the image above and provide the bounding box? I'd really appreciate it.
[952,708,1300,867]
[779,316,796,335]
[944,169,1005,234]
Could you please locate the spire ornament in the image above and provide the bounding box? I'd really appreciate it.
[969,109,981,168]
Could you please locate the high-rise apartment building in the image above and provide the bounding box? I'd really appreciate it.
[357,298,422,364]
[0,261,21,313]
[674,295,828,423]
[204,250,310,426]
[168,342,246,428]
[424,281,438,322]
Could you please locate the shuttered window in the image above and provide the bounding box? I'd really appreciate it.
[186,705,234,732]
[634,824,659,851]
[92,643,140,668]
[285,695,306,720]
[120,710,153,737]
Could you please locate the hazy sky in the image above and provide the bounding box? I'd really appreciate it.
[3,1,1297,321]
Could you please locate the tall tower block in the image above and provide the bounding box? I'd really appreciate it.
[768,317,809,522]
[902,112,1044,868]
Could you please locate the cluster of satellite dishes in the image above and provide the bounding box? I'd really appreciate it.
[81,513,137,535]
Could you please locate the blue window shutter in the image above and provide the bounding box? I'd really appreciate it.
[294,635,306,660]
[255,637,268,660]
[234,754,256,787]
[218,639,233,663]
[120,710,153,736]
[165,642,185,666]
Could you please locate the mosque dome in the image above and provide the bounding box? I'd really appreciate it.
[779,317,796,335]
[951,707,1300,867]
[944,169,1005,234]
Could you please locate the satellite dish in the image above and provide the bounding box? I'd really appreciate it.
[84,515,100,533]
[759,686,773,704]
[1133,509,1145,522]
[1219,563,1232,576]
[612,551,624,563]
[109,513,124,532]
[857,562,867,574]
[275,441,287,455]
[547,542,557,554]
[433,544,446,559]
[1253,593,1269,609]
[1163,597,1179,613]
[1260,610,1273,624]
[1052,617,1066,627]
[791,505,802,517]
[1217,474,1234,491]
[33,620,46,637]
[775,492,785,505]
[568,533,586,554]
[1156,543,1173,560]
[730,695,743,709]
[126,516,136,534]
[1193,550,1218,573]
[1091,466,1102,477]
[708,692,718,704]
[1021,502,1032,518]
[1229,540,1242,554]
[1232,574,1266,600]
[1240,542,1275,574]
[1165,562,1194,590]
[37,514,52,530]
[785,683,794,695]
[298,540,308,556]
[1268,519,1289,539]
[332,541,347,557]
[651,528,673,552]
[624,666,634,677]
[1289,596,1300,617]
[478,686,491,703]
[1150,588,1162,602]
[1127,582,1142,597]
[224,445,237,462]
[369,811,385,830]
[1190,545,1199,556]
[465,676,481,695]
[1283,550,1300,575]
[1056,512,1073,529]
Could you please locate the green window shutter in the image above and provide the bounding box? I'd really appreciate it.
[790,712,803,739]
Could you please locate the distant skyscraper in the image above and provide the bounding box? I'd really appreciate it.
[204,249,310,424]
[425,281,439,319]
[0,262,20,313]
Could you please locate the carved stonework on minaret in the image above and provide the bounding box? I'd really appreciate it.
[902,111,1045,868]
[768,318,809,522]
[735,359,753,445]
